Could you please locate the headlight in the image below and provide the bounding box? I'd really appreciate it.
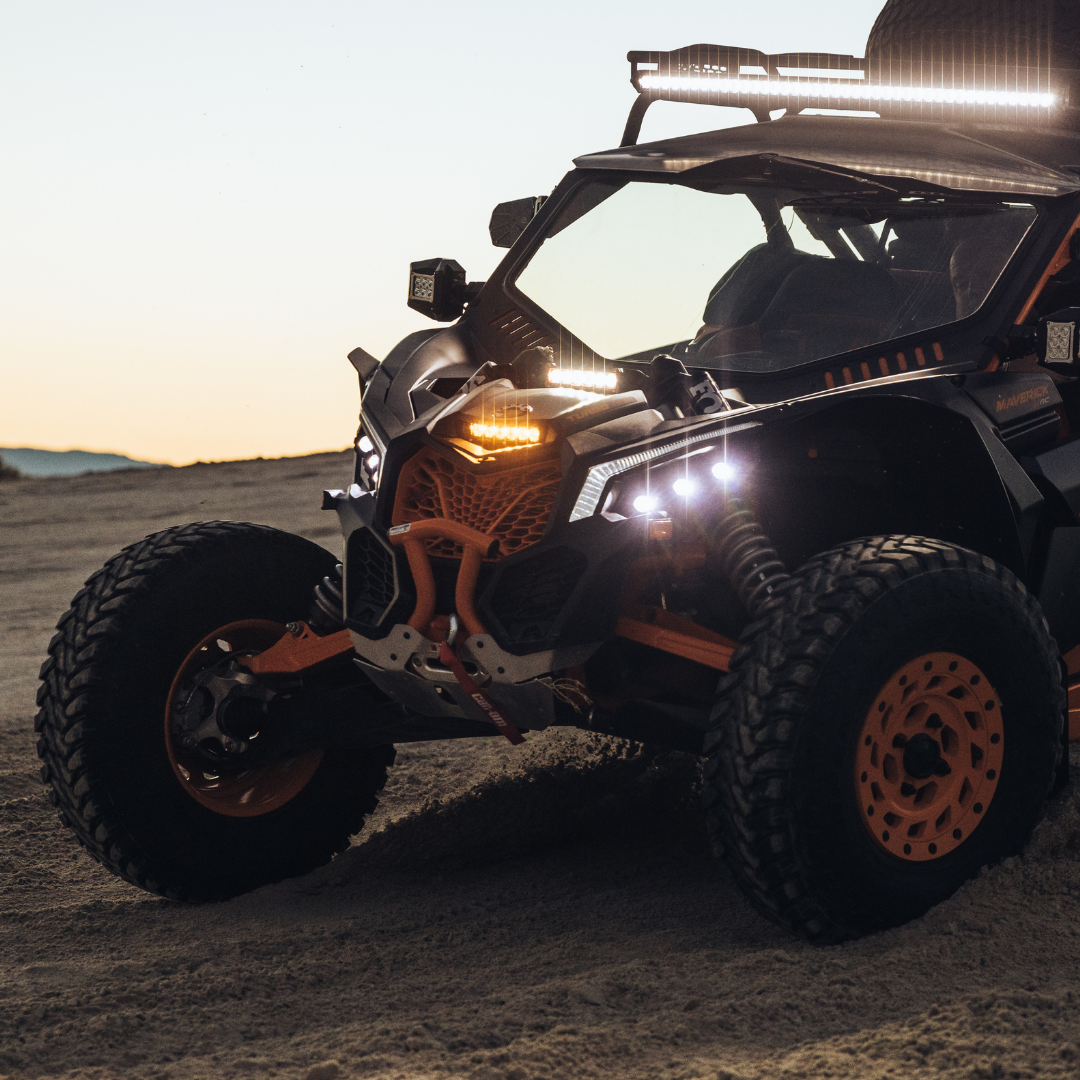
[570,419,760,522]
[355,421,385,493]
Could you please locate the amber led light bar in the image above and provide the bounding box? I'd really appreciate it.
[468,422,541,445]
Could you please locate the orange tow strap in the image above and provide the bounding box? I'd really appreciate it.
[437,637,524,745]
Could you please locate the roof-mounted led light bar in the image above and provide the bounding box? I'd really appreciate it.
[636,74,1056,110]
[622,44,1070,145]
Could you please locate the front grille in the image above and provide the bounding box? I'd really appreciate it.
[345,527,399,628]
[391,445,562,560]
[487,547,588,644]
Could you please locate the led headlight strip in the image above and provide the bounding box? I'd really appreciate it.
[569,420,761,522]
[637,74,1057,109]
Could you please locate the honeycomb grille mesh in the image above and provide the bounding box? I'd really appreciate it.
[392,446,562,559]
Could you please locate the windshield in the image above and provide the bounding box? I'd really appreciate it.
[512,180,1037,372]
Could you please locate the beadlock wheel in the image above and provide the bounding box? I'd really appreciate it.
[855,651,1003,862]
[703,535,1063,941]
[35,520,395,900]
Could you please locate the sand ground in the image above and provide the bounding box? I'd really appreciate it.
[1,452,1079,1080]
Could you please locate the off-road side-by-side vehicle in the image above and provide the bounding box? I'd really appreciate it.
[35,1,1080,939]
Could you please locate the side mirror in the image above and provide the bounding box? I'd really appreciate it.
[489,196,546,248]
[1037,307,1080,376]
[407,258,467,321]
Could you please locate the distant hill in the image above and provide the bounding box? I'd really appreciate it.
[0,448,169,478]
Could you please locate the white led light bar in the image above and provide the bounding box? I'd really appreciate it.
[569,420,761,522]
[548,367,618,391]
[637,74,1057,109]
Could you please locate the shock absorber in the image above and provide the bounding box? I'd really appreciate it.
[306,563,345,635]
[712,499,789,618]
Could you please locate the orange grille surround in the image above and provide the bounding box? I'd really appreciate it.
[391,445,562,560]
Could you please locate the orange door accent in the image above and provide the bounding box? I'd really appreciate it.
[617,605,737,671]
[241,624,354,676]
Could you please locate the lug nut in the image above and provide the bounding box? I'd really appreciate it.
[286,622,302,636]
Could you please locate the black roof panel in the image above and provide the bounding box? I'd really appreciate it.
[574,115,1080,197]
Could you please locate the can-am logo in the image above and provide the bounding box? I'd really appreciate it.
[996,385,1050,412]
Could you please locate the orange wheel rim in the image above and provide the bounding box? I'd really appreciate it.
[164,620,324,818]
[855,652,1003,862]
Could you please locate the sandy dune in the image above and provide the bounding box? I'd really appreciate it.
[1,452,1079,1080]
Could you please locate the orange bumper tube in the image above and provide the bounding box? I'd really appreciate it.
[388,517,498,639]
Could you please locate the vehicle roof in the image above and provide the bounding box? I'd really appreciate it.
[574,114,1080,197]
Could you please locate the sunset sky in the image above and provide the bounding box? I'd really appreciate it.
[1,1,884,465]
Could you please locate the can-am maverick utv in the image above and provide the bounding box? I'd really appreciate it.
[35,0,1080,940]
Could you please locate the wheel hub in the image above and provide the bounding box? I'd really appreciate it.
[855,652,1004,863]
[164,620,324,818]
[901,732,948,780]
[172,659,276,765]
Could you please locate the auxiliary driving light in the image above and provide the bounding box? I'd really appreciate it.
[711,460,736,483]
[547,368,618,391]
[672,478,697,497]
[358,435,374,454]
[633,494,659,514]
[468,423,541,445]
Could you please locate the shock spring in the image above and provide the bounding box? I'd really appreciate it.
[307,563,345,635]
[713,500,789,617]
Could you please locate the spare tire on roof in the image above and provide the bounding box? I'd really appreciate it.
[867,0,1080,74]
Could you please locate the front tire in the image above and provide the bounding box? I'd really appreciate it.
[35,520,395,901]
[704,536,1063,940]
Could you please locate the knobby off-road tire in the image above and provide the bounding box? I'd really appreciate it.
[35,520,395,901]
[704,536,1063,941]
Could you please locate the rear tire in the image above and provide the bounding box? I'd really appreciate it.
[703,536,1063,941]
[35,520,394,901]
